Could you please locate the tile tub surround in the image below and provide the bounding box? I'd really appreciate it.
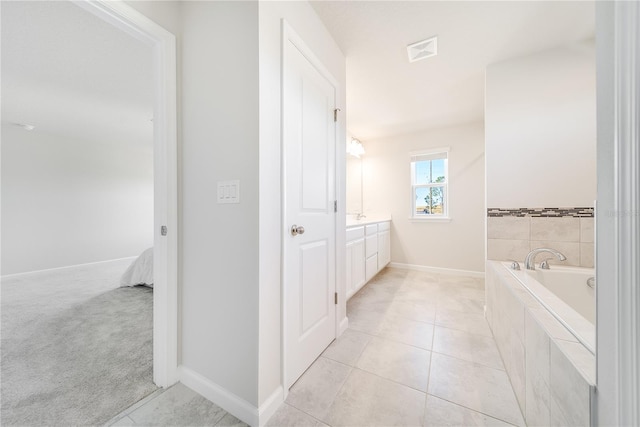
[485,261,594,427]
[487,214,594,268]
[267,267,526,427]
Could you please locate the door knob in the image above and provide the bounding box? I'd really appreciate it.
[291,225,305,236]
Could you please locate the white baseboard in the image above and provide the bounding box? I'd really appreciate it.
[258,386,283,426]
[1,256,138,279]
[178,366,259,426]
[388,262,485,278]
[338,316,349,336]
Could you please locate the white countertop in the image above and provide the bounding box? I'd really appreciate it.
[346,214,392,227]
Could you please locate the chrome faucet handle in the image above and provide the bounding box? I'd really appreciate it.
[539,258,554,270]
[506,259,521,270]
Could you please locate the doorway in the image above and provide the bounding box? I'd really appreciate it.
[75,0,178,389]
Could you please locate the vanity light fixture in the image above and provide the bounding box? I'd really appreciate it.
[348,138,365,158]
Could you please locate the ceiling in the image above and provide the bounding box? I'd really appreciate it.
[310,1,595,141]
[1,1,153,146]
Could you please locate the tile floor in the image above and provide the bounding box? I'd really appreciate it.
[107,267,524,427]
[268,268,525,427]
[105,384,248,427]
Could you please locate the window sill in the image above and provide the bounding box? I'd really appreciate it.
[409,216,451,223]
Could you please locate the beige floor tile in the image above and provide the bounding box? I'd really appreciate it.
[356,336,431,391]
[215,413,249,427]
[428,353,525,426]
[435,308,493,337]
[266,403,322,427]
[432,326,504,370]
[437,295,485,315]
[128,383,227,427]
[394,286,440,305]
[347,307,387,334]
[348,286,398,314]
[424,395,516,426]
[457,286,486,302]
[323,369,425,427]
[285,357,352,420]
[386,299,437,324]
[375,314,434,349]
[321,329,371,367]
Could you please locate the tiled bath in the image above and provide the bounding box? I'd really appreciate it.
[486,261,595,426]
[487,214,594,268]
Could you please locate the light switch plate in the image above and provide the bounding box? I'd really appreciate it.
[217,180,240,204]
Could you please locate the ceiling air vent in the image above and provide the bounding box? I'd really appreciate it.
[407,36,438,63]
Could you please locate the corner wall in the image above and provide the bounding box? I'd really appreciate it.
[179,0,260,408]
[362,122,486,273]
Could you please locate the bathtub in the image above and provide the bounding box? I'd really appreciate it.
[503,262,595,354]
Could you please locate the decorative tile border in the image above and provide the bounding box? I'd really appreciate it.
[487,207,594,218]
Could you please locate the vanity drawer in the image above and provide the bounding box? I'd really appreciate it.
[366,224,378,236]
[346,226,365,242]
[378,221,390,231]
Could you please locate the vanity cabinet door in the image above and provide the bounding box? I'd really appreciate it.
[378,229,390,270]
[347,238,365,299]
[365,254,378,282]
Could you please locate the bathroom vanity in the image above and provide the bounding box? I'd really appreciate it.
[346,216,391,299]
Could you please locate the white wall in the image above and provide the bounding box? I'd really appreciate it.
[124,1,345,420]
[258,0,346,410]
[179,0,260,407]
[485,42,596,208]
[363,122,485,273]
[1,125,153,275]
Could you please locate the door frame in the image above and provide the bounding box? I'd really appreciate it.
[280,20,339,396]
[595,1,640,424]
[75,0,178,388]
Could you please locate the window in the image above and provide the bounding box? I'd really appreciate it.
[410,149,449,219]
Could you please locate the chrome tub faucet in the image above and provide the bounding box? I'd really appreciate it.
[524,248,567,270]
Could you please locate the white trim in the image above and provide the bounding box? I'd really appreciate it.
[338,316,349,336]
[178,366,258,427]
[0,256,137,279]
[388,262,485,278]
[408,146,450,157]
[408,217,451,223]
[76,0,178,388]
[257,386,284,427]
[596,2,640,423]
[612,2,639,424]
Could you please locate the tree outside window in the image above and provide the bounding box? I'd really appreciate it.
[411,150,448,218]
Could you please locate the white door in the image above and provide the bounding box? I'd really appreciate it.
[283,32,337,389]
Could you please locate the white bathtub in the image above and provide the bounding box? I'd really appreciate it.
[503,262,595,354]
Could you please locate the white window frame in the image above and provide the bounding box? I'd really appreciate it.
[409,148,450,221]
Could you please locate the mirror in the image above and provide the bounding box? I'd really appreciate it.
[346,155,363,214]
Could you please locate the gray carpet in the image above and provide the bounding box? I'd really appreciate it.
[1,262,158,426]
